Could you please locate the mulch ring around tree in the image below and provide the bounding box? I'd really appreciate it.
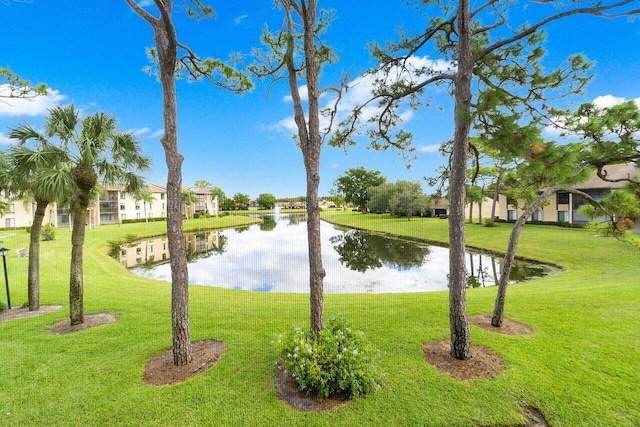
[49,313,119,335]
[143,339,226,386]
[469,313,534,335]
[274,362,350,412]
[0,305,63,322]
[422,340,505,381]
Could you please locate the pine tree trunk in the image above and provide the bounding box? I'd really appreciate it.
[448,0,473,360]
[491,186,560,326]
[155,13,192,366]
[27,199,47,311]
[303,1,325,336]
[490,167,504,226]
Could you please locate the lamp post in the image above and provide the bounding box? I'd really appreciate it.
[0,247,10,309]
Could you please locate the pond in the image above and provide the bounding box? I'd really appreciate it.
[127,213,555,293]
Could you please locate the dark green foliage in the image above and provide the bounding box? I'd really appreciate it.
[333,167,386,211]
[276,316,383,399]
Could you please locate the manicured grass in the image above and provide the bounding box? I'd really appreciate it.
[0,211,638,426]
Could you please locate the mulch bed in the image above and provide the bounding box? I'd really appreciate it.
[143,339,226,386]
[469,313,534,335]
[274,362,350,412]
[0,305,63,322]
[49,313,119,335]
[422,340,505,380]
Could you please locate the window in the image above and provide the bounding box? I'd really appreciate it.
[136,213,141,219]
[5,218,15,228]
[506,197,516,206]
[136,248,142,255]
[507,210,517,220]
[558,211,569,223]
[120,192,126,200]
[121,250,126,257]
[160,193,165,200]
[531,210,543,221]
[120,204,125,210]
[121,214,126,220]
[572,193,587,210]
[8,204,15,213]
[557,192,569,205]
[148,212,153,218]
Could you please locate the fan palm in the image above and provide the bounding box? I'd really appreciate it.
[2,130,75,311]
[15,105,151,324]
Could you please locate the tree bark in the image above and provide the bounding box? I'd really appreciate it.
[302,0,325,335]
[27,199,47,311]
[69,167,96,325]
[490,167,504,226]
[282,0,325,335]
[125,0,192,365]
[157,9,193,366]
[448,0,473,360]
[491,185,560,326]
[491,186,605,327]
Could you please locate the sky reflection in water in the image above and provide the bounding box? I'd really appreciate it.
[130,214,552,293]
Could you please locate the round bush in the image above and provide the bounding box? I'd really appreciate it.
[275,316,383,399]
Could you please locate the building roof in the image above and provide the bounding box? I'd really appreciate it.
[574,163,640,190]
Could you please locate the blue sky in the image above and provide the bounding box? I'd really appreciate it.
[1,1,639,199]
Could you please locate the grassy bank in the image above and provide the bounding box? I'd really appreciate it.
[0,211,638,426]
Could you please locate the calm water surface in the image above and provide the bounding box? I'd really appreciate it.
[128,213,554,293]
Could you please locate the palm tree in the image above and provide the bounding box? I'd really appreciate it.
[26,105,150,325]
[2,131,75,311]
[181,190,197,220]
[135,189,156,223]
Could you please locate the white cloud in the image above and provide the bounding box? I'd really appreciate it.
[0,85,66,117]
[150,129,164,139]
[592,94,626,108]
[132,127,150,136]
[271,55,454,138]
[282,85,309,103]
[0,132,12,145]
[234,14,248,25]
[416,143,441,153]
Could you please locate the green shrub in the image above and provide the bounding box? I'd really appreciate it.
[41,223,56,241]
[0,301,6,312]
[275,316,383,399]
[483,218,496,227]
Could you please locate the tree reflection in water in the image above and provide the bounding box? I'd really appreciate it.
[330,230,430,272]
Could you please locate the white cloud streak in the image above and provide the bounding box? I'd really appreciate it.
[0,85,66,117]
[234,14,248,25]
[271,55,454,137]
[0,132,12,145]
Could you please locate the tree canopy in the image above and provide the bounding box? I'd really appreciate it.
[333,167,386,212]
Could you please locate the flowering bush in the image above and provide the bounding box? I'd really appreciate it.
[275,316,383,399]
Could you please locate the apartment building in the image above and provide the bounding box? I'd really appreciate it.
[497,163,639,225]
[1,183,218,229]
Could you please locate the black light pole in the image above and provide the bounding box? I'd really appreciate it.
[0,247,10,309]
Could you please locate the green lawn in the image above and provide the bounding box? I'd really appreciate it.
[0,211,638,426]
